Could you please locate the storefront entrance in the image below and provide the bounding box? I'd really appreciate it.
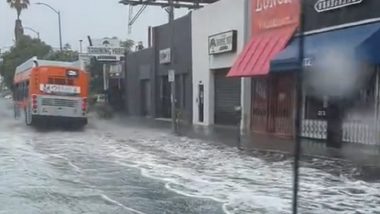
[160,76,171,118]
[214,69,241,125]
[141,80,151,116]
[251,74,295,138]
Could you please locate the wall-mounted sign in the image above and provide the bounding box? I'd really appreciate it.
[252,0,300,34]
[159,48,171,64]
[314,0,363,13]
[168,69,175,82]
[208,30,237,55]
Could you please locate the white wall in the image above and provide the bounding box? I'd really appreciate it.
[192,0,247,126]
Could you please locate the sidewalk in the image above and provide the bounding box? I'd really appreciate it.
[107,115,380,168]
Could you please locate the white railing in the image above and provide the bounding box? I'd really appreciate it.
[301,119,380,145]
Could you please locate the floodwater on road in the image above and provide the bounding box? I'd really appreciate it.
[0,98,380,214]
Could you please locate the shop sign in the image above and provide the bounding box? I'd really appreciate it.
[314,0,363,13]
[159,48,171,64]
[208,30,237,55]
[88,47,125,55]
[87,38,125,62]
[253,0,300,34]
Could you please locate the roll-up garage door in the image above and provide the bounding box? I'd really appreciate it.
[214,69,241,125]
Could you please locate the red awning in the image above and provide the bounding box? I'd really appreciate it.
[227,25,297,77]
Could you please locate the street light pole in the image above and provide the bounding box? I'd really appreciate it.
[35,2,63,51]
[23,27,40,40]
[58,11,63,51]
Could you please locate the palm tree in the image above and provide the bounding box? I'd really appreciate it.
[7,0,30,41]
[7,0,30,20]
[121,39,135,52]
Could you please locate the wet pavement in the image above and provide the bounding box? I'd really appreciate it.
[1,98,380,214]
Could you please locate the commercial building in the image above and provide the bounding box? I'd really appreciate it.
[192,0,249,127]
[125,14,193,123]
[125,48,155,116]
[153,14,193,122]
[228,0,299,138]
[229,0,380,145]
[273,0,380,145]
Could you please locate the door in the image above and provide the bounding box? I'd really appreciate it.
[141,80,151,116]
[273,74,294,137]
[251,78,269,133]
[161,76,171,118]
[251,75,294,136]
[198,83,204,123]
[214,70,241,125]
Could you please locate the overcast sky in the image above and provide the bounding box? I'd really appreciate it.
[1,0,188,52]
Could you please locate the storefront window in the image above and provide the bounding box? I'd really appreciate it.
[304,96,327,120]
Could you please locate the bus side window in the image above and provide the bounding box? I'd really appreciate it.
[15,84,19,101]
[22,82,26,99]
[22,82,25,99]
[21,83,24,100]
[26,81,29,98]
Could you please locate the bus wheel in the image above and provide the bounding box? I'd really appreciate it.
[74,119,87,129]
[24,106,34,126]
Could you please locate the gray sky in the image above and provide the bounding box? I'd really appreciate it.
[1,0,188,52]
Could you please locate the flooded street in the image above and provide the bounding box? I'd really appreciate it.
[0,98,380,214]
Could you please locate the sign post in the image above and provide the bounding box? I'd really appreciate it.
[168,0,177,134]
[169,69,176,133]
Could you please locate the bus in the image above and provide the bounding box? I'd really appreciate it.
[13,57,89,127]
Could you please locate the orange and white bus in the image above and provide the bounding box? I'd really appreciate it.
[13,57,89,127]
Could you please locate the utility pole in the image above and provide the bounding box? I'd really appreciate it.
[58,11,63,51]
[168,0,177,134]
